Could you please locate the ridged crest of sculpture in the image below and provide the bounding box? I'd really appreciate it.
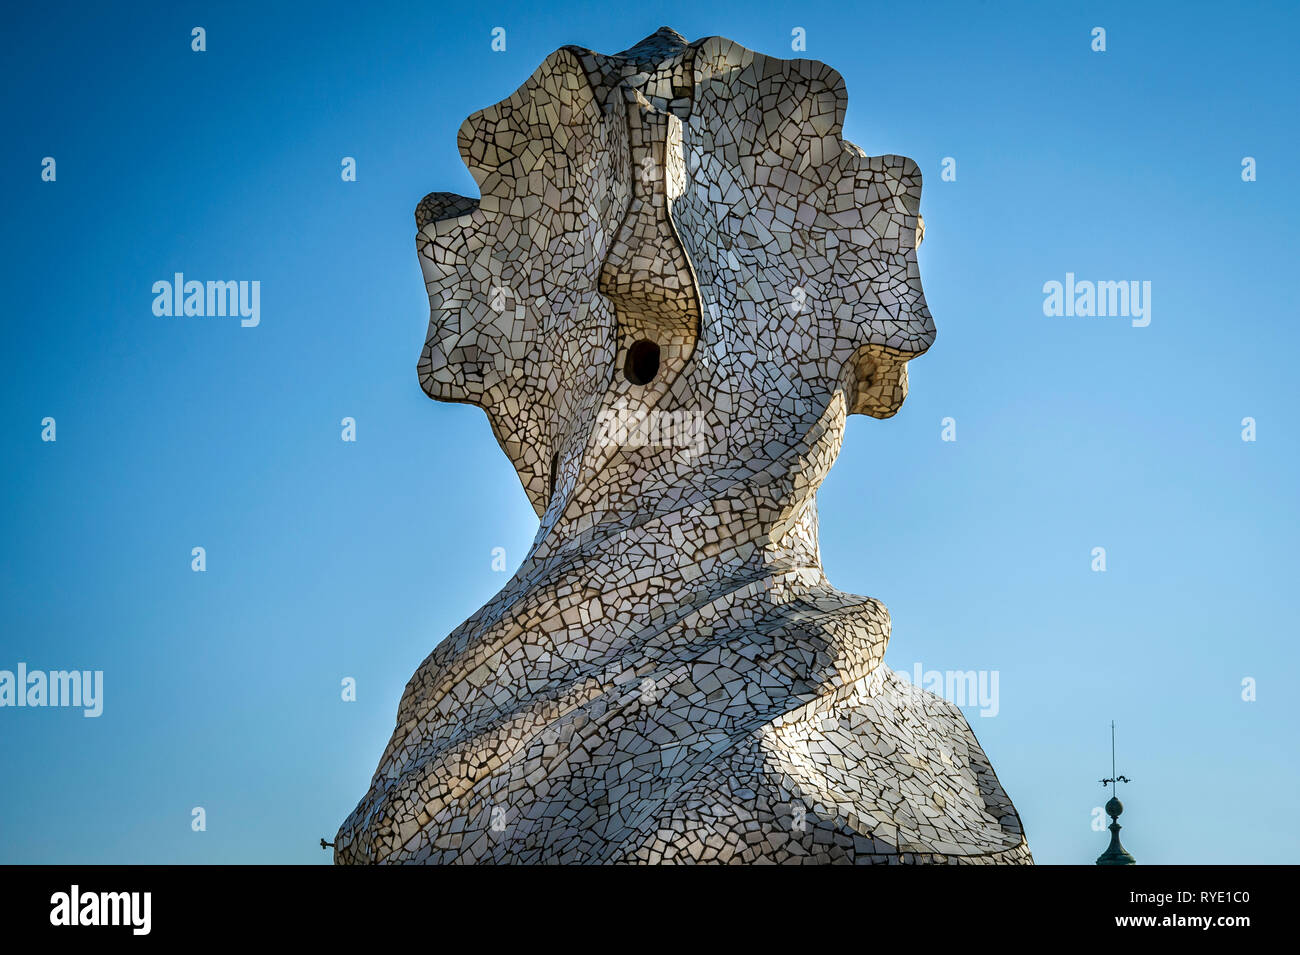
[336,27,1031,864]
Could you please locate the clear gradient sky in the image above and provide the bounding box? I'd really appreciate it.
[2,0,1297,864]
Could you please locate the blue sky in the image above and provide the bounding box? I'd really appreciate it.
[2,0,1296,864]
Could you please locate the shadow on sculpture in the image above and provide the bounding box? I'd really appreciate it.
[336,27,1031,864]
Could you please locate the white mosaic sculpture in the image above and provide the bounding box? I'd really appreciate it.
[336,28,1031,864]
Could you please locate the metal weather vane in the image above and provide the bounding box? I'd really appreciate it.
[1100,720,1132,796]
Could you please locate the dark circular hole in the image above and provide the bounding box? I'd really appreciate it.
[624,339,661,385]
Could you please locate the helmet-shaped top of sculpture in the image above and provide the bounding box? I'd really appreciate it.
[416,27,934,538]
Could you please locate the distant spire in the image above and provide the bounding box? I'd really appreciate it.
[1096,720,1136,865]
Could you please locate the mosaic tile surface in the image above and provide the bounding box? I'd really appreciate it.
[336,27,1031,865]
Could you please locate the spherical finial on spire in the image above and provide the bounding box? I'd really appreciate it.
[1105,796,1123,818]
